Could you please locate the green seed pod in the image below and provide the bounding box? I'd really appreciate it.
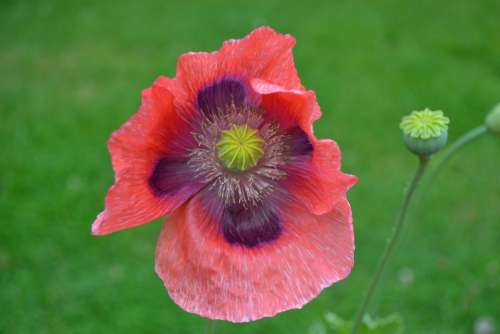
[403,131,448,156]
[400,109,450,157]
[485,102,500,135]
[217,124,264,171]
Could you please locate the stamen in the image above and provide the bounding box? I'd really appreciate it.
[187,103,289,209]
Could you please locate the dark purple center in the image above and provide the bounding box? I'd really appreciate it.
[197,79,246,117]
[149,78,314,248]
[221,202,281,247]
[288,126,313,157]
[149,157,194,196]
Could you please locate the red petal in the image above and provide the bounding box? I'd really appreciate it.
[284,138,357,215]
[252,78,321,129]
[253,80,357,215]
[155,194,354,322]
[174,26,302,107]
[92,79,201,235]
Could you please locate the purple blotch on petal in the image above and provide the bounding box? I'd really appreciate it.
[149,157,196,197]
[197,79,246,117]
[288,127,313,157]
[222,202,281,247]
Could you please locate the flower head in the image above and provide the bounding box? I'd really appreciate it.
[400,109,449,156]
[92,27,357,322]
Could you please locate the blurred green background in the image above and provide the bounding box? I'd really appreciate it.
[1,0,499,333]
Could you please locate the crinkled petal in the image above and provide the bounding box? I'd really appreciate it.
[173,26,302,110]
[285,138,356,215]
[92,79,202,235]
[253,79,357,215]
[252,78,321,127]
[155,193,354,322]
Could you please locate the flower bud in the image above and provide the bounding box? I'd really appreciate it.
[485,102,500,135]
[400,109,449,157]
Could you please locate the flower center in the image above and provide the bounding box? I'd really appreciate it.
[217,124,264,171]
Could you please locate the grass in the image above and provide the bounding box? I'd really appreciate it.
[1,0,499,333]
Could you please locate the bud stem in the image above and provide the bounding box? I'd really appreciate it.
[352,156,430,334]
[428,125,487,180]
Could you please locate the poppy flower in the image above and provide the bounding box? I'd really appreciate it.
[92,26,357,322]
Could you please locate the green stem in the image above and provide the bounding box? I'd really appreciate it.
[428,125,487,181]
[351,156,430,334]
[205,320,216,334]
